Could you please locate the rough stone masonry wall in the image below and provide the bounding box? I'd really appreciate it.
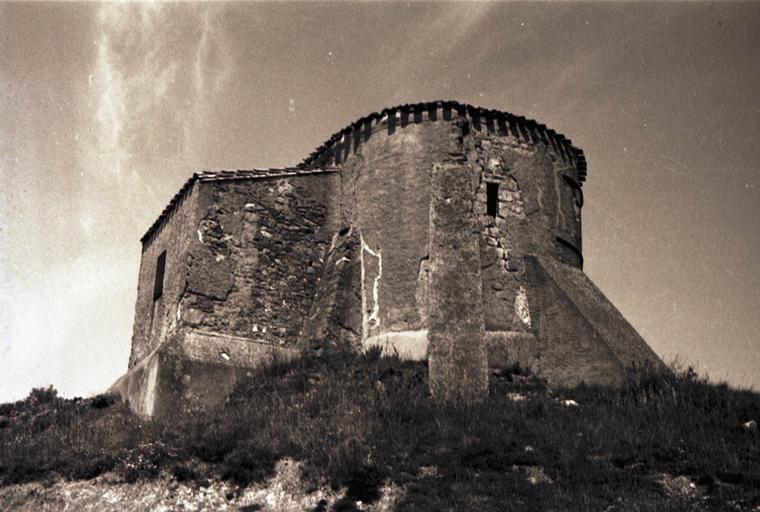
[309,106,585,348]
[467,121,582,334]
[129,184,200,368]
[299,227,363,353]
[178,175,340,345]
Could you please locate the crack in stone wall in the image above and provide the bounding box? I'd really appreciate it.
[337,120,451,334]
[299,227,363,352]
[415,254,431,325]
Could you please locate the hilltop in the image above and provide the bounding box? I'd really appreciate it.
[1,350,759,511]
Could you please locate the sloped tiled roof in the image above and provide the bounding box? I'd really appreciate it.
[140,168,338,246]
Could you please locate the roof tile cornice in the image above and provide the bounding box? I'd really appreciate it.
[299,101,587,182]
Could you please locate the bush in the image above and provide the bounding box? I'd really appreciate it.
[171,464,197,482]
[222,441,277,486]
[90,394,117,409]
[28,385,58,405]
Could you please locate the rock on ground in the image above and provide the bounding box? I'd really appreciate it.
[0,459,404,512]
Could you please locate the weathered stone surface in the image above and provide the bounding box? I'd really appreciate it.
[111,330,297,417]
[340,121,460,336]
[486,331,539,371]
[129,183,201,367]
[427,162,489,402]
[130,173,339,367]
[524,255,665,386]
[182,178,336,345]
[299,227,363,352]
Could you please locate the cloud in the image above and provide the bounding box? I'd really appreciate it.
[0,3,237,402]
[86,2,232,184]
[185,7,233,156]
[193,9,233,99]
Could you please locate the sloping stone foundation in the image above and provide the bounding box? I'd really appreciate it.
[524,256,666,386]
[111,330,296,417]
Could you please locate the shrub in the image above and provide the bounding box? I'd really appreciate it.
[90,394,117,409]
[222,441,277,486]
[28,385,58,405]
[171,464,197,482]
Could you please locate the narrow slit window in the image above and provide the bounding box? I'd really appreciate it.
[486,182,499,217]
[153,250,166,300]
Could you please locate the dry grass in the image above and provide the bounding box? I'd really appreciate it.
[1,349,759,511]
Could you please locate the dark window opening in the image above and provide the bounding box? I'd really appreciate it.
[153,250,166,300]
[486,182,499,217]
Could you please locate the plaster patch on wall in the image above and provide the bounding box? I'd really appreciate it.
[143,357,159,417]
[363,330,429,361]
[197,218,233,262]
[359,233,382,336]
[514,285,532,328]
[167,296,186,333]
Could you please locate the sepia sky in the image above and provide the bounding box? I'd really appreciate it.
[1,1,759,402]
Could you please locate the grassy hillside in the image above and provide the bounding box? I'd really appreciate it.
[1,350,759,511]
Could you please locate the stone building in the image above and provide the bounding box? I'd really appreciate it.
[111,101,664,416]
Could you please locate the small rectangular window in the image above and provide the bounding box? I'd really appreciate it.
[153,250,166,300]
[486,182,499,217]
